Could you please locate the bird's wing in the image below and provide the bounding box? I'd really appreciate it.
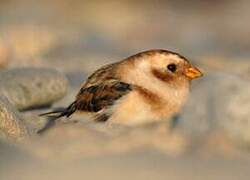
[40,63,130,122]
[75,79,132,115]
[82,62,119,88]
[38,79,131,132]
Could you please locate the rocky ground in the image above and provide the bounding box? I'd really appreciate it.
[1,0,250,179]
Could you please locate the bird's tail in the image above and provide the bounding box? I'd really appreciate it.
[39,101,77,120]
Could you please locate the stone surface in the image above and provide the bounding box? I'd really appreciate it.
[1,141,250,180]
[26,121,186,160]
[179,72,250,148]
[0,67,68,110]
[0,95,28,142]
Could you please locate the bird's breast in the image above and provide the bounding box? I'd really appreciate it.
[108,87,188,126]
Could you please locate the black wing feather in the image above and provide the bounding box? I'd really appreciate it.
[40,80,132,120]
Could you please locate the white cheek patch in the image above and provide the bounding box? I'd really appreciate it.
[138,60,150,72]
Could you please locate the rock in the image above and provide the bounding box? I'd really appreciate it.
[179,72,250,148]
[0,95,28,142]
[0,67,68,110]
[178,75,214,138]
[219,77,250,147]
[26,121,186,160]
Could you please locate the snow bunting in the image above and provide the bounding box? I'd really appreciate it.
[41,49,203,126]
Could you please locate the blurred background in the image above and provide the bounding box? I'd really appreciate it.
[1,0,250,179]
[1,0,250,69]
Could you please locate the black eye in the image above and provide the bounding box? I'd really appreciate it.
[167,64,177,72]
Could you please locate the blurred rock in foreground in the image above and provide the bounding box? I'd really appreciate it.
[0,95,28,142]
[180,72,250,150]
[27,122,186,160]
[1,140,250,180]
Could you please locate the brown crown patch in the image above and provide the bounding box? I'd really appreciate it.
[125,49,189,63]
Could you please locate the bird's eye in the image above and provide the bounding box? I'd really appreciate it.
[167,64,177,72]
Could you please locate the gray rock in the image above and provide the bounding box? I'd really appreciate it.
[179,72,250,147]
[0,67,68,110]
[0,95,28,142]
[178,74,217,138]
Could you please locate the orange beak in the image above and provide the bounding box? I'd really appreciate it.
[185,66,203,80]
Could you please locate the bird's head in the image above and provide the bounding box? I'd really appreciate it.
[124,50,203,88]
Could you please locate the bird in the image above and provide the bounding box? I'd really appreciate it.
[40,49,203,126]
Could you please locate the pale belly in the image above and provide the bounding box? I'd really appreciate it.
[109,91,178,126]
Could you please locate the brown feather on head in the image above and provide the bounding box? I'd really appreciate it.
[151,68,175,83]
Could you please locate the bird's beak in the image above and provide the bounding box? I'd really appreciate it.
[184,66,203,80]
